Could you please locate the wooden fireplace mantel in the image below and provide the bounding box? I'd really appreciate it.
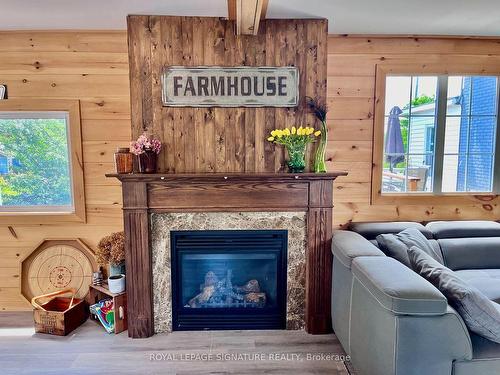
[107,172,347,338]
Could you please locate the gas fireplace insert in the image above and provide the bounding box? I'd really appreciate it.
[170,230,288,330]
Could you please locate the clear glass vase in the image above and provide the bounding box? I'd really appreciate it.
[314,121,328,173]
[286,143,307,173]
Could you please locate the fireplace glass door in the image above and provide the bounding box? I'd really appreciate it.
[171,230,287,330]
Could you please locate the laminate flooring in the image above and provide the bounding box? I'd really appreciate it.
[0,312,354,375]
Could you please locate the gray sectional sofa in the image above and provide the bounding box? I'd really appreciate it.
[332,220,500,375]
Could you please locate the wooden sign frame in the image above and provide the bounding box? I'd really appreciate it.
[161,66,299,107]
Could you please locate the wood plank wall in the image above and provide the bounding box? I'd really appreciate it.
[128,16,327,173]
[2,30,500,310]
[0,31,130,310]
[328,35,500,227]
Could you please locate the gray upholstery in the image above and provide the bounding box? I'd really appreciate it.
[439,237,500,270]
[408,246,500,344]
[352,256,447,315]
[331,220,500,375]
[427,220,500,239]
[349,221,433,240]
[350,265,471,375]
[331,230,384,268]
[376,228,444,267]
[331,230,385,353]
[455,269,500,303]
[453,334,500,375]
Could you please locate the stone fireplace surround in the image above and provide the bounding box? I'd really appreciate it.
[108,172,346,338]
[151,211,307,332]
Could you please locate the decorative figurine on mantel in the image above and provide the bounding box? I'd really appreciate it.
[267,126,321,173]
[130,132,162,173]
[306,96,329,173]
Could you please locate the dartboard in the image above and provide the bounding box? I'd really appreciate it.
[21,239,97,301]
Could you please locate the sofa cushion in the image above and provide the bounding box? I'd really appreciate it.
[454,334,500,375]
[427,220,500,239]
[332,230,385,268]
[408,246,500,344]
[455,269,500,303]
[376,228,443,268]
[351,256,447,315]
[349,221,433,240]
[438,237,500,270]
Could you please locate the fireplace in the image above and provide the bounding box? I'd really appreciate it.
[108,172,347,337]
[171,230,288,330]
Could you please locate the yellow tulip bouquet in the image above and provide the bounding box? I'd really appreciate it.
[267,126,321,172]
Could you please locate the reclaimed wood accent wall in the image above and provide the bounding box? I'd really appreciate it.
[127,16,328,173]
[328,35,500,227]
[0,31,130,310]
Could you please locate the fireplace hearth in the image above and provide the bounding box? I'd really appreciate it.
[171,230,288,330]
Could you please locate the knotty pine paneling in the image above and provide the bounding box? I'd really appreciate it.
[328,35,500,227]
[4,30,499,309]
[0,31,129,310]
[128,16,328,173]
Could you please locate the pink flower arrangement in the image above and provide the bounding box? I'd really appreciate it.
[130,133,162,155]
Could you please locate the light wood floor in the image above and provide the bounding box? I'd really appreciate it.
[0,312,353,375]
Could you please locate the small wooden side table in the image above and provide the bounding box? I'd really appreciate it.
[87,284,127,334]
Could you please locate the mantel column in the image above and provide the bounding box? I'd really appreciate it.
[306,179,334,334]
[122,181,154,338]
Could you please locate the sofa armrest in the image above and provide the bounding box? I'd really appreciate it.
[332,230,385,269]
[352,256,448,315]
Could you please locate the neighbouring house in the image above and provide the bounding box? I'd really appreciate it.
[392,76,498,192]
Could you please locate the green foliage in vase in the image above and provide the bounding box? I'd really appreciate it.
[306,96,328,173]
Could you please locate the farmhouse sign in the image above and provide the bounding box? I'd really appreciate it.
[161,66,299,107]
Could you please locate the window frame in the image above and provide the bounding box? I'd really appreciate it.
[0,99,85,224]
[372,64,500,205]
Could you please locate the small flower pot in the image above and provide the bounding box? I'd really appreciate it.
[108,274,125,294]
[109,262,125,277]
[137,150,158,173]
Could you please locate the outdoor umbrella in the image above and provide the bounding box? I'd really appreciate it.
[385,106,405,171]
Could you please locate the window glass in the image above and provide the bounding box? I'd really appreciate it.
[383,74,498,194]
[0,112,73,211]
[382,75,437,193]
[442,76,498,193]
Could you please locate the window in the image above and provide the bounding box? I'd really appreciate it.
[0,99,85,223]
[374,67,500,203]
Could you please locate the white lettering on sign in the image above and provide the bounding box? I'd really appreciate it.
[162,66,299,107]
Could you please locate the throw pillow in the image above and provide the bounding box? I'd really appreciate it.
[408,246,500,344]
[376,228,442,268]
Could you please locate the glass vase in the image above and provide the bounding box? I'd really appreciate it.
[138,150,158,173]
[286,143,307,173]
[314,121,328,173]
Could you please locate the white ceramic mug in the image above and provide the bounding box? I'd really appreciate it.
[108,274,125,294]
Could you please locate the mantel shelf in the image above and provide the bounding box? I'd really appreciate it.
[106,172,348,183]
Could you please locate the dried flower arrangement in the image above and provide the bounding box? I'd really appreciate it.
[96,231,125,266]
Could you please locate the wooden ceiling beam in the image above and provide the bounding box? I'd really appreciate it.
[228,0,269,35]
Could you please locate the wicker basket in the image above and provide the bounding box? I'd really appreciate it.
[31,288,88,336]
